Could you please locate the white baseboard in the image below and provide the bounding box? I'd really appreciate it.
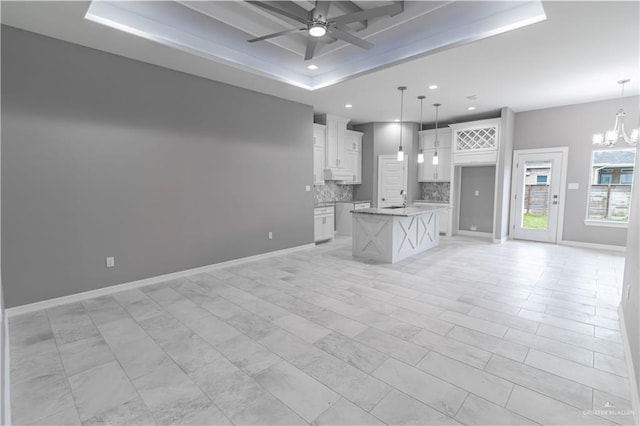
[559,239,626,253]
[493,236,508,244]
[618,306,640,426]
[456,230,494,239]
[7,243,315,317]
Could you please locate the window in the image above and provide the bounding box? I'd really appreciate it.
[587,148,636,224]
[536,175,548,184]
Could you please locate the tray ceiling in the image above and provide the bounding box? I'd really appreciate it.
[85,1,546,90]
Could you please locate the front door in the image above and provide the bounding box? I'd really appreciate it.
[512,149,566,243]
[378,155,407,207]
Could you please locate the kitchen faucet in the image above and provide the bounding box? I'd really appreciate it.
[400,189,407,207]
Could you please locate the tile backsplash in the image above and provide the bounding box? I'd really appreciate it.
[420,182,450,203]
[314,181,353,204]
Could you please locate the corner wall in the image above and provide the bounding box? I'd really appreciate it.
[514,96,639,246]
[1,26,314,308]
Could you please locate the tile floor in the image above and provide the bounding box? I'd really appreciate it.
[9,237,635,425]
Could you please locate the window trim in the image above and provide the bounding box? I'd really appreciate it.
[586,148,636,224]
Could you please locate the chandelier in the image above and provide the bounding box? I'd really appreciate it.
[592,79,638,147]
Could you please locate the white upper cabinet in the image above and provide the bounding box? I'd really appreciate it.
[450,118,500,165]
[339,130,363,184]
[418,128,452,181]
[313,123,325,185]
[315,114,354,181]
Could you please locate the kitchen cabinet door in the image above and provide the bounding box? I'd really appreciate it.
[313,124,325,185]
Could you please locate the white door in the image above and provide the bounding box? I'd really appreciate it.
[378,155,408,207]
[512,149,567,243]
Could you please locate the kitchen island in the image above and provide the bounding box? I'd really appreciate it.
[351,204,448,263]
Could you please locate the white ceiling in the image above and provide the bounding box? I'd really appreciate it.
[2,1,639,125]
[82,1,546,90]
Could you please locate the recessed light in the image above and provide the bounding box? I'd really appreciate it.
[345,104,353,108]
[467,106,476,111]
[307,64,318,70]
[428,84,438,90]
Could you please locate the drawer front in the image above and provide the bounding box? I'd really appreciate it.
[354,203,371,210]
[314,207,333,216]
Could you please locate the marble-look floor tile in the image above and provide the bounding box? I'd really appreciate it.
[135,363,228,425]
[68,361,137,422]
[525,349,630,400]
[592,389,635,426]
[439,310,508,338]
[504,328,594,366]
[230,390,307,425]
[32,405,82,426]
[108,335,173,380]
[215,334,280,375]
[254,360,340,422]
[58,335,115,377]
[225,310,280,341]
[312,397,385,425]
[189,356,266,419]
[537,324,625,359]
[313,331,388,373]
[10,337,64,385]
[455,394,537,425]
[354,310,422,340]
[467,306,540,333]
[416,351,513,406]
[183,314,241,346]
[372,358,468,418]
[389,307,454,336]
[370,389,460,425]
[485,354,593,410]
[594,352,629,378]
[507,385,612,425]
[12,373,76,425]
[83,296,130,325]
[447,326,529,362]
[306,309,368,338]
[273,313,332,344]
[160,332,222,374]
[353,327,427,365]
[412,328,492,369]
[83,397,156,426]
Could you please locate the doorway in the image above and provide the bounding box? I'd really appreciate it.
[511,148,568,243]
[377,155,407,207]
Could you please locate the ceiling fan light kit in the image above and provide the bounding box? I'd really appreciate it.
[247,1,404,61]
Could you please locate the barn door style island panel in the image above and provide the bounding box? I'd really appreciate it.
[351,204,448,263]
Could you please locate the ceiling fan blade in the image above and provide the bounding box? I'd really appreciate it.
[330,27,374,50]
[304,37,319,60]
[332,2,404,26]
[313,1,331,20]
[246,1,309,25]
[248,27,302,43]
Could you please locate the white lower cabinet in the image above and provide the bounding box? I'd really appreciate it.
[413,202,449,236]
[314,207,334,242]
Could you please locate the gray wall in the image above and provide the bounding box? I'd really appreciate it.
[354,122,419,207]
[1,26,314,308]
[621,146,639,415]
[514,96,639,246]
[459,166,496,233]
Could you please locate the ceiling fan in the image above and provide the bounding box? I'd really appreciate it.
[247,1,404,60]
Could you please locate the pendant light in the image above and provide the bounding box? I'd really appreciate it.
[397,86,407,161]
[433,103,441,165]
[417,95,426,163]
[592,79,639,146]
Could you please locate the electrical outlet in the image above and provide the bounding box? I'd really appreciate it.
[268,232,273,240]
[474,190,480,196]
[305,185,311,192]
[470,225,477,231]
[106,257,115,268]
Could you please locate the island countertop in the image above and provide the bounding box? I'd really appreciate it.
[351,204,448,217]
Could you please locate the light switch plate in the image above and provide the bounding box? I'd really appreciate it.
[305,185,311,192]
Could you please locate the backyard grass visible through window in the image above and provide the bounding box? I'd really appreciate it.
[523,213,548,229]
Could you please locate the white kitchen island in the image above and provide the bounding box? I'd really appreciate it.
[351,204,448,263]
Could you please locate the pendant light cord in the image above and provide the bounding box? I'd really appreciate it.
[399,88,405,150]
